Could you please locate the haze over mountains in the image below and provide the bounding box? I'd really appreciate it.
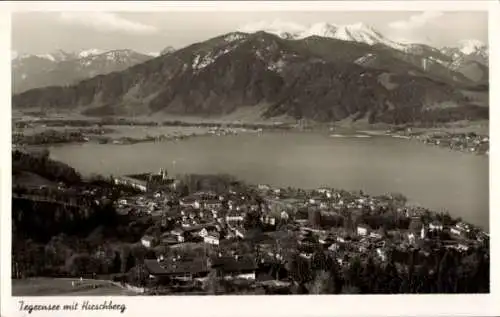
[12,23,489,124]
[12,49,157,94]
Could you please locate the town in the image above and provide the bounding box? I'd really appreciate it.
[109,168,489,294]
[388,127,489,155]
[11,149,489,295]
[12,125,259,147]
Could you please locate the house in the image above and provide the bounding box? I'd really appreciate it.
[357,244,368,253]
[144,259,210,280]
[280,211,289,220]
[319,235,335,245]
[203,199,223,210]
[450,227,466,237]
[455,222,471,233]
[141,235,157,248]
[328,243,339,252]
[227,200,242,211]
[113,176,148,192]
[171,228,186,242]
[369,232,383,240]
[357,224,370,236]
[210,256,258,280]
[317,188,332,197]
[199,228,209,238]
[455,243,469,252]
[193,190,218,201]
[299,252,313,260]
[204,232,221,245]
[179,196,200,209]
[160,234,181,246]
[308,196,326,205]
[260,215,277,226]
[429,221,444,231]
[477,231,489,243]
[226,211,245,224]
[264,250,284,262]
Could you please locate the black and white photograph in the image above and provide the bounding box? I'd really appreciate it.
[1,1,498,316]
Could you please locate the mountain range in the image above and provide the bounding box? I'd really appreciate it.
[12,49,157,94]
[12,24,489,125]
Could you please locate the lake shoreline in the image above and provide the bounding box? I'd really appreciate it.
[37,132,488,229]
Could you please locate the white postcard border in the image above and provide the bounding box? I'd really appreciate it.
[1,1,498,317]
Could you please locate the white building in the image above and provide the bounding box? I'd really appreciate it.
[456,243,469,252]
[280,211,289,220]
[357,225,369,236]
[429,221,444,231]
[450,227,465,236]
[226,213,245,223]
[204,233,220,245]
[370,232,383,239]
[141,235,156,248]
[328,243,339,252]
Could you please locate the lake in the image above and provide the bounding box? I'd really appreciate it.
[47,131,489,230]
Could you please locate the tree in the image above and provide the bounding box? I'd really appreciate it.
[311,250,328,271]
[361,256,377,293]
[127,264,148,287]
[65,253,98,277]
[309,270,335,294]
[287,254,312,284]
[243,210,262,230]
[206,270,225,295]
[437,250,453,293]
[381,259,401,294]
[344,256,363,290]
[112,251,122,273]
[326,255,343,294]
[341,285,361,294]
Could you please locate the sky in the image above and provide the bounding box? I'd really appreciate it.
[11,11,488,55]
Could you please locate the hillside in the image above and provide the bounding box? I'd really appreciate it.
[12,31,488,125]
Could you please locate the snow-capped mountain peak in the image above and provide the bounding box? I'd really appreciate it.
[238,20,406,50]
[13,49,111,63]
[12,48,154,94]
[301,22,338,38]
[77,48,106,58]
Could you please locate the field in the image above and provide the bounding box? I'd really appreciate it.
[12,278,139,296]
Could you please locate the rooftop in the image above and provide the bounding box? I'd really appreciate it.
[210,256,258,272]
[145,259,209,276]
